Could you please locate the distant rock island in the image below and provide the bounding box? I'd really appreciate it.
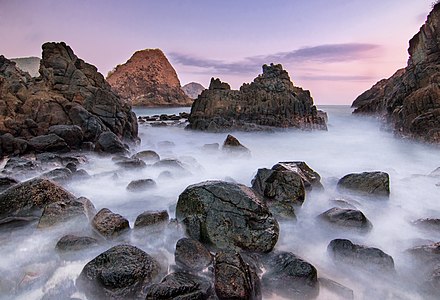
[107,49,192,107]
[0,42,138,156]
[182,82,205,99]
[188,63,327,132]
[10,57,40,77]
[352,4,440,143]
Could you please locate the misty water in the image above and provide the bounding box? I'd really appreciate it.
[1,105,440,299]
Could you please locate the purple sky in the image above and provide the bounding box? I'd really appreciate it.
[0,0,433,104]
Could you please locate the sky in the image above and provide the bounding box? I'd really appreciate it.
[0,0,435,104]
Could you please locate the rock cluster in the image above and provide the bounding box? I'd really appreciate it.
[352,4,440,143]
[187,63,327,132]
[107,49,192,107]
[0,42,138,156]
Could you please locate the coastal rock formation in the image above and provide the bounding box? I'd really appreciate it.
[0,42,138,156]
[107,49,192,106]
[181,82,205,99]
[188,63,327,132]
[352,4,440,143]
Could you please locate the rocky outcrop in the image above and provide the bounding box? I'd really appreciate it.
[107,49,192,107]
[0,42,138,156]
[181,82,205,99]
[352,4,440,143]
[188,63,327,132]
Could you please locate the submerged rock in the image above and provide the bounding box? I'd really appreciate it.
[55,234,99,252]
[174,238,213,271]
[176,180,279,252]
[319,207,372,231]
[92,208,130,238]
[222,134,251,155]
[188,63,327,132]
[132,150,160,163]
[77,244,161,299]
[126,179,156,192]
[328,239,395,272]
[337,171,390,197]
[134,210,169,228]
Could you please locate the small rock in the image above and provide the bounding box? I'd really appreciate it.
[55,234,99,252]
[174,238,213,271]
[134,210,169,228]
[94,131,127,154]
[132,150,160,163]
[337,171,390,197]
[92,208,129,238]
[38,198,94,228]
[126,179,156,192]
[412,218,440,232]
[115,158,147,169]
[319,207,372,231]
[222,134,251,155]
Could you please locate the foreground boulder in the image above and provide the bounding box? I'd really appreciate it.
[214,251,261,300]
[328,239,394,272]
[77,244,161,299]
[188,63,327,132]
[92,208,129,238]
[0,42,138,157]
[0,178,76,220]
[352,4,440,143]
[176,180,279,252]
[337,171,390,197]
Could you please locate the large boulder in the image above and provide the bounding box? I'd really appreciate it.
[187,63,327,132]
[337,171,390,197]
[28,134,69,153]
[352,4,440,143]
[106,49,192,107]
[176,180,279,252]
[0,42,138,157]
[77,244,161,299]
[94,132,127,154]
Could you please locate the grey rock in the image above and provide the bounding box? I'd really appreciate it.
[337,171,390,197]
[134,210,169,228]
[319,207,372,231]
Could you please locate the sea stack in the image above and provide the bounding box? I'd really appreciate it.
[187,63,327,132]
[107,49,192,107]
[352,4,440,143]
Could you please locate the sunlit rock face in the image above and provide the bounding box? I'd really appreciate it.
[187,63,327,132]
[352,4,440,143]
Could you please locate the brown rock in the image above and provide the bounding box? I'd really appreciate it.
[92,208,129,238]
[188,63,327,132]
[107,49,192,107]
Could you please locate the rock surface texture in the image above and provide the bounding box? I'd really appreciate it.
[188,63,327,132]
[0,42,138,156]
[352,4,440,143]
[107,49,192,107]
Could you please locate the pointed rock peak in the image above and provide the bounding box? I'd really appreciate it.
[261,63,290,80]
[209,78,231,90]
[42,42,77,64]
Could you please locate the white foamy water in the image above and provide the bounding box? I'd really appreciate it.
[1,105,440,299]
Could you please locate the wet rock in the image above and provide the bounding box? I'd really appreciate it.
[144,271,214,300]
[92,208,130,238]
[412,218,440,232]
[132,150,160,163]
[55,234,99,252]
[126,179,156,192]
[176,180,279,252]
[407,242,440,264]
[337,171,390,197]
[319,277,354,300]
[272,161,323,190]
[174,238,213,271]
[134,210,169,228]
[48,125,83,148]
[0,178,76,220]
[261,251,319,299]
[0,133,28,156]
[115,157,146,169]
[94,132,127,154]
[214,251,261,300]
[28,134,69,153]
[319,207,372,231]
[77,244,161,299]
[222,134,251,155]
[328,239,395,272]
[38,197,95,228]
[251,167,304,219]
[0,177,18,192]
[3,157,40,173]
[40,167,73,183]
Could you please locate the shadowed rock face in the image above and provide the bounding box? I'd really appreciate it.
[107,49,192,107]
[352,4,440,143]
[0,42,138,155]
[187,63,327,132]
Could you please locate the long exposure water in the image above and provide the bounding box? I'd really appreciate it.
[1,105,440,299]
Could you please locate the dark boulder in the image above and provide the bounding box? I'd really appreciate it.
[94,132,127,154]
[77,244,161,299]
[55,234,99,252]
[0,133,28,156]
[328,239,395,272]
[319,207,372,231]
[337,171,390,197]
[48,125,83,148]
[134,210,169,228]
[261,251,319,299]
[176,180,279,252]
[132,150,160,163]
[144,271,214,300]
[92,208,130,238]
[214,251,261,300]
[126,179,156,192]
[174,238,213,271]
[272,161,323,190]
[0,177,18,192]
[28,134,69,153]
